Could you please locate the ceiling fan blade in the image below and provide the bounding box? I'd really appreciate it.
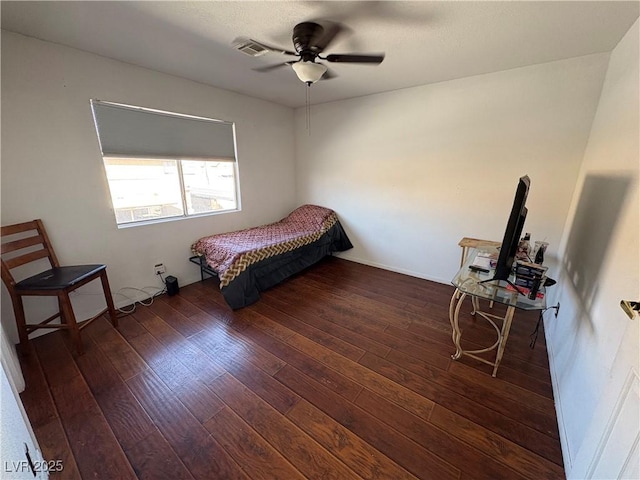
[321,67,338,80]
[252,61,296,73]
[313,21,343,52]
[232,36,297,57]
[325,53,385,64]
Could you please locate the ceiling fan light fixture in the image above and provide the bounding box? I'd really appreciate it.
[291,61,327,84]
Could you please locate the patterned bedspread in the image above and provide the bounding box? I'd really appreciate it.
[191,204,339,288]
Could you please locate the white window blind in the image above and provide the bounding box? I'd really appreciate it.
[90,100,240,227]
[90,100,237,161]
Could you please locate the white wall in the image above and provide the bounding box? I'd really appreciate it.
[545,19,639,477]
[0,31,296,342]
[295,54,609,284]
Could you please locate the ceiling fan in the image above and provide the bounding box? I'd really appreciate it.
[233,21,385,85]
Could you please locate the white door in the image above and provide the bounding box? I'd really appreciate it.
[0,363,49,479]
[571,316,639,479]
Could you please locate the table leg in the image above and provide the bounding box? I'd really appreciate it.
[492,306,516,377]
[456,247,469,300]
[460,247,468,268]
[449,289,466,360]
[471,296,480,315]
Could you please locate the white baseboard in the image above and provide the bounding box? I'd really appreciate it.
[543,314,571,477]
[335,253,451,286]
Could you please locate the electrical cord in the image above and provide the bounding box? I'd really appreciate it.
[529,304,560,348]
[69,282,166,317]
[114,272,168,315]
[114,285,166,315]
[530,311,544,349]
[61,263,172,319]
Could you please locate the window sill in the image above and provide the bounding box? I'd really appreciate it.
[115,208,241,229]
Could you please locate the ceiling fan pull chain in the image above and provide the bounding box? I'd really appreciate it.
[306,83,311,135]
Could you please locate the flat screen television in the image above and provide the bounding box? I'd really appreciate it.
[491,175,530,283]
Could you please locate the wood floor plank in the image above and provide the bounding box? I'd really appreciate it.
[126,369,249,480]
[354,388,528,480]
[188,330,301,415]
[283,328,436,420]
[372,348,559,439]
[360,350,563,465]
[297,274,453,339]
[261,293,392,357]
[187,316,286,376]
[386,323,462,356]
[286,399,419,480]
[129,332,225,424]
[309,259,434,308]
[275,365,460,480]
[18,343,59,429]
[129,307,158,324]
[268,283,454,367]
[84,317,148,381]
[264,281,391,334]
[75,337,156,450]
[134,313,227,385]
[34,334,136,480]
[288,273,417,320]
[146,300,204,338]
[429,405,566,477]
[403,301,461,334]
[123,431,195,480]
[158,294,203,318]
[210,373,361,479]
[251,301,366,361]
[178,289,244,330]
[309,270,430,310]
[115,314,149,341]
[445,359,555,414]
[492,349,554,382]
[279,279,397,331]
[448,359,554,399]
[303,272,428,312]
[31,417,82,480]
[19,257,563,480]
[224,309,364,401]
[31,332,79,385]
[60,409,137,479]
[204,406,307,480]
[74,333,129,395]
[19,337,84,479]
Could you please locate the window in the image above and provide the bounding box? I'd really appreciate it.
[91,100,239,227]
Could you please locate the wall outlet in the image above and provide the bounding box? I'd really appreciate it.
[154,263,166,275]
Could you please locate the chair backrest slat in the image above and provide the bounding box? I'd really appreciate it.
[1,235,45,254]
[1,220,58,288]
[1,220,39,237]
[4,248,51,270]
[34,219,60,267]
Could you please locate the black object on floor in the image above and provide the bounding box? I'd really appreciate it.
[166,275,179,296]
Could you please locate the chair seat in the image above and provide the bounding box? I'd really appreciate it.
[16,264,106,291]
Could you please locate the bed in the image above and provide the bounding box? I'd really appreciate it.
[190,204,353,309]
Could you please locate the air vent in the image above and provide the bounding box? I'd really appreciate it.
[235,40,270,57]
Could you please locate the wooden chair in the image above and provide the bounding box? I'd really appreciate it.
[1,219,118,355]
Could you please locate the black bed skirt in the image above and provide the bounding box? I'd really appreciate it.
[194,220,353,310]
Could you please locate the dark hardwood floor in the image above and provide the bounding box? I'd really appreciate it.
[19,257,564,479]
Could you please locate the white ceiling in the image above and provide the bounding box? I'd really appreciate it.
[1,1,638,108]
